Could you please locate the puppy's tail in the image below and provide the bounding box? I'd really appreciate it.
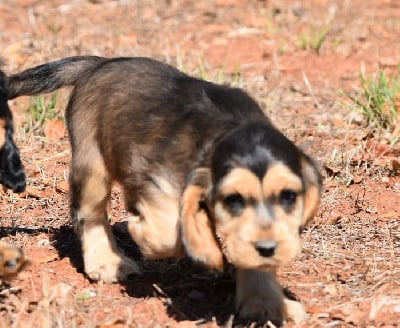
[0,56,104,192]
[7,56,105,99]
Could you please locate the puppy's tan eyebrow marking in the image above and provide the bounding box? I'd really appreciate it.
[218,168,262,200]
[219,165,302,204]
[262,163,303,197]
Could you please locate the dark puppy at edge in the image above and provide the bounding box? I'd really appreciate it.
[0,67,27,279]
[6,56,322,324]
[0,68,25,192]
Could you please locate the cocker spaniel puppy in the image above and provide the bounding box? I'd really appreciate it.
[6,56,322,324]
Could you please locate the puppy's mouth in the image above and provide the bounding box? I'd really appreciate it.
[255,240,277,258]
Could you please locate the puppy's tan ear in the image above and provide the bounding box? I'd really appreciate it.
[301,156,322,227]
[0,119,6,149]
[180,168,224,270]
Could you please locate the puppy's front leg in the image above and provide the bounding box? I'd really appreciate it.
[235,269,308,325]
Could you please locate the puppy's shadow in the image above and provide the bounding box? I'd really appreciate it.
[112,222,237,325]
[51,222,254,326]
[0,225,50,238]
[51,226,84,274]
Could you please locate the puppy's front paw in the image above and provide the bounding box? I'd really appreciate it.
[235,270,308,326]
[237,296,284,326]
[83,231,140,283]
[85,252,140,283]
[237,297,309,325]
[82,223,141,283]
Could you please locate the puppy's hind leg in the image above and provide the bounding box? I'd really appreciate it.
[70,146,140,283]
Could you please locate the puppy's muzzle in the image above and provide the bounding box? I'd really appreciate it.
[255,240,277,258]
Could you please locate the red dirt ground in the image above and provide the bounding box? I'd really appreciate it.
[0,0,399,327]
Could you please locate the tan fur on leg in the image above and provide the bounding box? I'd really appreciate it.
[0,119,6,149]
[127,176,184,258]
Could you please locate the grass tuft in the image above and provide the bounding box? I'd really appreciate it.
[298,24,331,53]
[348,68,400,134]
[20,93,63,139]
[176,54,241,86]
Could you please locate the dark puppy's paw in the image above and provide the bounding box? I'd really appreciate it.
[236,295,309,326]
[237,296,285,326]
[0,120,26,193]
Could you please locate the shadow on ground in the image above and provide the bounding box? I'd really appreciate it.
[1,221,298,326]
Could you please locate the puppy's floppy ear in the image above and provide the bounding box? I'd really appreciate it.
[300,155,322,227]
[180,168,224,270]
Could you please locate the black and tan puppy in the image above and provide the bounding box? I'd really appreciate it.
[6,56,321,324]
[0,67,27,280]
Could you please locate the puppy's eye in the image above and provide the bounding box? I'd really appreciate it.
[279,189,297,207]
[223,193,245,213]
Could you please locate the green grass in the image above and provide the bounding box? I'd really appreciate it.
[177,54,242,86]
[298,24,331,53]
[196,57,241,85]
[348,68,400,132]
[20,93,62,139]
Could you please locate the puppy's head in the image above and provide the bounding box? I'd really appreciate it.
[0,71,26,193]
[181,121,321,270]
[210,122,321,269]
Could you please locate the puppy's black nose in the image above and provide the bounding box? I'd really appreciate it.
[255,240,277,258]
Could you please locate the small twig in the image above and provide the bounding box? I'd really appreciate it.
[222,314,234,328]
[215,232,232,264]
[32,150,70,164]
[266,320,278,328]
[152,283,168,298]
[163,296,189,321]
[302,71,322,109]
